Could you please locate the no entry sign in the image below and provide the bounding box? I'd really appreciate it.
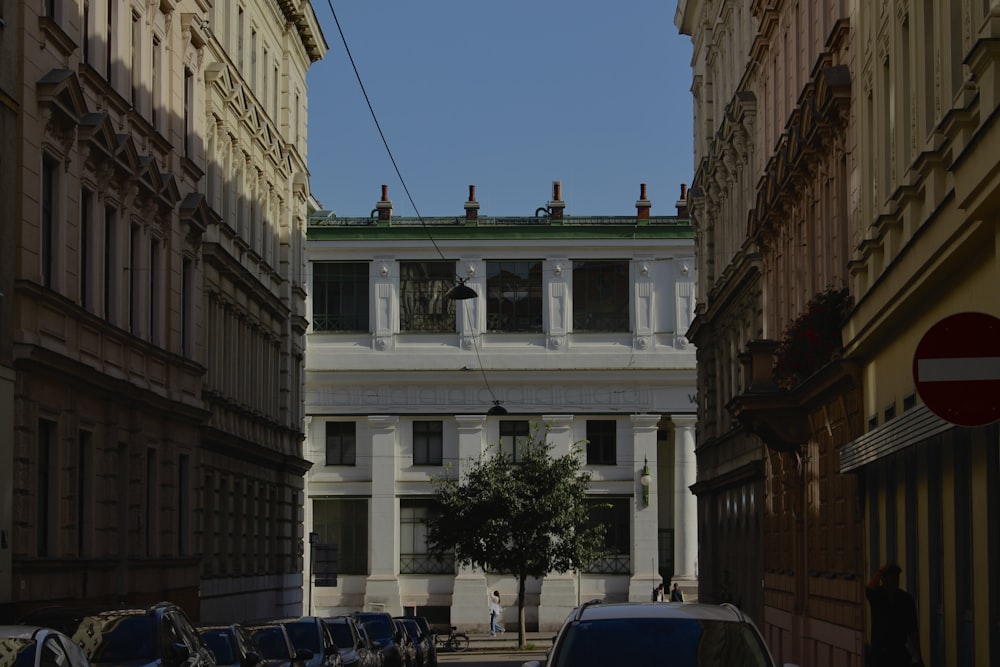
[912,312,1000,427]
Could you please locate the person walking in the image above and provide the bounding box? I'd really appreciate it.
[489,590,506,637]
[866,563,923,667]
[670,583,684,602]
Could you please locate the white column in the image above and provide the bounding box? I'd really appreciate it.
[451,415,489,630]
[672,415,698,585]
[365,415,402,614]
[628,414,662,601]
[538,415,577,630]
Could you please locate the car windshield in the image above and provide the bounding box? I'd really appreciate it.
[356,617,391,642]
[200,630,236,664]
[250,629,289,660]
[90,616,157,662]
[325,623,352,649]
[550,618,771,667]
[282,623,319,653]
[0,638,36,667]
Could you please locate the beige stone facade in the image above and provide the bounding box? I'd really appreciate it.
[1,0,325,623]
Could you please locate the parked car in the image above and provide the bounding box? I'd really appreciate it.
[348,614,402,667]
[389,622,414,667]
[20,602,215,667]
[322,617,378,667]
[354,626,382,667]
[406,618,435,667]
[245,623,310,667]
[0,625,92,667]
[520,601,778,667]
[278,618,341,667]
[198,624,262,667]
[391,620,429,667]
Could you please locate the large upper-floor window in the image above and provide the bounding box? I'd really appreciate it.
[412,421,443,466]
[312,262,369,332]
[499,420,531,463]
[313,498,368,575]
[400,261,456,332]
[325,421,356,466]
[486,260,543,332]
[586,420,617,465]
[573,260,629,332]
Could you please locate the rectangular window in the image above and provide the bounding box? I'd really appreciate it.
[83,1,91,64]
[412,421,443,466]
[80,189,92,308]
[585,498,631,573]
[129,223,139,334]
[131,11,140,106]
[313,499,368,575]
[103,206,115,320]
[183,68,194,156]
[178,453,189,556]
[77,430,91,557]
[150,238,161,345]
[485,260,543,332]
[182,258,193,357]
[45,0,56,18]
[250,28,257,87]
[586,420,617,465]
[400,500,454,573]
[37,420,56,557]
[151,36,161,129]
[399,261,456,332]
[105,0,113,83]
[312,262,369,332]
[572,260,629,332]
[41,154,58,288]
[145,447,157,556]
[325,421,357,466]
[499,420,530,463]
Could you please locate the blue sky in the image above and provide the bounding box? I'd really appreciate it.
[306,1,694,218]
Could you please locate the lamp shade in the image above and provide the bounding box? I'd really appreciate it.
[487,401,508,415]
[446,280,478,300]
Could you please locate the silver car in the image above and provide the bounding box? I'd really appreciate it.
[521,601,777,667]
[0,625,92,667]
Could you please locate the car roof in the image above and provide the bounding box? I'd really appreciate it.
[572,602,753,623]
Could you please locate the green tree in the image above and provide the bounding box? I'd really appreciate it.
[426,426,606,646]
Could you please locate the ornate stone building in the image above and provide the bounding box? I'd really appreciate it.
[303,183,698,631]
[2,0,325,623]
[679,1,863,665]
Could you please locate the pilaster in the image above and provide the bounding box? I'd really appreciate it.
[672,415,698,586]
[628,413,662,601]
[451,415,489,626]
[365,415,402,614]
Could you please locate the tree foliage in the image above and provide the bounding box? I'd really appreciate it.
[426,426,606,644]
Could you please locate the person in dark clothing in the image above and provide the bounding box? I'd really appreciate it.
[866,563,923,667]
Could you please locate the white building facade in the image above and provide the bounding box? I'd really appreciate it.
[303,183,698,632]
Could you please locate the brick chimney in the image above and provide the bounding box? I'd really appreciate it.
[676,183,688,217]
[376,184,393,221]
[464,184,480,221]
[548,180,565,220]
[636,183,651,219]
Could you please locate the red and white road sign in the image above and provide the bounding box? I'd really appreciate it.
[912,312,1000,427]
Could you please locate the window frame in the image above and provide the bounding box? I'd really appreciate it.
[499,420,531,463]
[412,420,444,466]
[399,260,457,333]
[586,420,617,465]
[312,262,370,333]
[485,260,544,332]
[572,260,630,332]
[325,421,357,466]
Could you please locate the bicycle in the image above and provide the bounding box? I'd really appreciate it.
[435,625,469,652]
